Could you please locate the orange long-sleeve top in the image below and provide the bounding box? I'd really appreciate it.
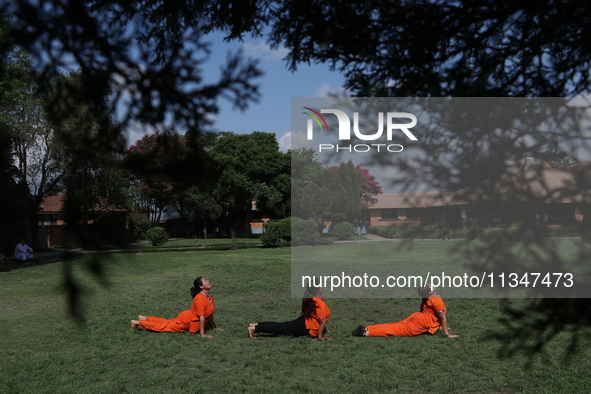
[186,292,215,334]
[304,297,331,337]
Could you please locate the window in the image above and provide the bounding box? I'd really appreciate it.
[38,214,57,226]
[405,208,422,220]
[381,209,398,219]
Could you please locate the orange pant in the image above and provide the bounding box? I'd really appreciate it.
[366,312,429,337]
[139,316,191,333]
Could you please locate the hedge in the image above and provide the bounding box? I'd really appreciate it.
[371,224,583,240]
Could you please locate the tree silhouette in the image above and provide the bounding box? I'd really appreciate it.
[5,1,591,356]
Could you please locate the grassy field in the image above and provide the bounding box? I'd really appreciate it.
[1,241,589,393]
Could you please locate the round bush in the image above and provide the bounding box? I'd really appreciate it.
[333,221,355,240]
[146,226,170,246]
[261,223,283,248]
[291,217,318,246]
[276,217,292,241]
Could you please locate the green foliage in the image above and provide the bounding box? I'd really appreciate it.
[371,225,583,240]
[261,217,292,247]
[125,132,188,225]
[146,226,169,246]
[7,1,263,137]
[291,148,331,221]
[263,2,591,97]
[127,212,152,242]
[371,225,437,239]
[292,150,381,224]
[211,132,291,231]
[323,161,363,223]
[333,221,355,240]
[260,222,283,248]
[291,217,318,246]
[275,217,291,241]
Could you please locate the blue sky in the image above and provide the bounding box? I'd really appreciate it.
[125,32,347,152]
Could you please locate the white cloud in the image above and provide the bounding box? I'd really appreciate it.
[242,41,290,61]
[314,82,348,97]
[277,131,291,152]
[278,131,319,152]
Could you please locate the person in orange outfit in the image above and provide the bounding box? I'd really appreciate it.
[248,286,331,340]
[131,277,223,338]
[351,284,458,338]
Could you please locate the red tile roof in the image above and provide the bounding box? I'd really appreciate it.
[38,194,128,213]
[39,195,66,213]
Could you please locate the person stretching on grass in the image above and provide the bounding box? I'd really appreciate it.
[248,285,331,340]
[351,284,458,338]
[131,277,223,338]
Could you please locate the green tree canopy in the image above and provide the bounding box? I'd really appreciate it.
[211,131,290,234]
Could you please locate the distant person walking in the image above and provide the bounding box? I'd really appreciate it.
[437,221,446,240]
[443,221,451,240]
[467,219,479,241]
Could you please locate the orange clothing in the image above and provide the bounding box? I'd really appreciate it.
[139,292,215,335]
[419,295,446,334]
[304,297,331,337]
[366,296,447,337]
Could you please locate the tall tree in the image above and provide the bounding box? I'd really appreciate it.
[291,148,331,222]
[3,0,263,145]
[325,162,363,223]
[292,150,382,224]
[356,164,383,208]
[211,131,290,235]
[125,132,187,224]
[176,185,223,239]
[0,18,31,253]
[0,21,66,247]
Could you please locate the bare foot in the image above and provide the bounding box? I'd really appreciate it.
[138,315,147,321]
[248,324,257,339]
[131,319,140,332]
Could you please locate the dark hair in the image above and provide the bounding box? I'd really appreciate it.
[190,277,204,298]
[300,286,320,319]
[418,284,433,299]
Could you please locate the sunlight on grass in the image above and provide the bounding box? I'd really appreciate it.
[1,240,589,393]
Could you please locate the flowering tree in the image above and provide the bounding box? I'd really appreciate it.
[355,164,383,208]
[125,132,187,224]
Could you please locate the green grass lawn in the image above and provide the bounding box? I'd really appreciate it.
[1,241,589,393]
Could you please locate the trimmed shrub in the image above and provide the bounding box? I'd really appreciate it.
[372,224,584,241]
[261,222,283,248]
[276,217,292,241]
[146,227,169,246]
[128,212,152,242]
[333,222,355,240]
[291,217,318,246]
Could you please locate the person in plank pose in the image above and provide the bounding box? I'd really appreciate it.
[248,285,331,340]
